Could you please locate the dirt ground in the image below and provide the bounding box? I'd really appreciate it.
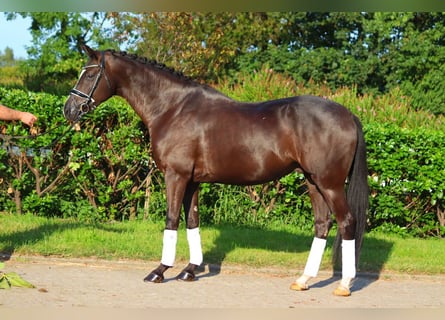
[0,255,444,310]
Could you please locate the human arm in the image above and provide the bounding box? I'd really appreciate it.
[0,104,37,127]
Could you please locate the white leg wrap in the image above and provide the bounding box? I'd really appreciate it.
[161,229,177,267]
[303,237,327,278]
[340,239,356,288]
[187,228,203,266]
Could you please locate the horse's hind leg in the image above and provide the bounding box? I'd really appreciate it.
[319,186,357,296]
[290,181,332,291]
[176,182,203,281]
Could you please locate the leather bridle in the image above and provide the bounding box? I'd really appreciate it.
[69,51,112,117]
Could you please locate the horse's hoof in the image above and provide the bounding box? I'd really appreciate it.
[289,282,308,291]
[333,285,351,297]
[176,271,195,282]
[144,272,164,283]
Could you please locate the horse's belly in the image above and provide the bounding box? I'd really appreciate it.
[195,156,297,185]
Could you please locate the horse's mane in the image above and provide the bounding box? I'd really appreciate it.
[105,49,229,98]
[107,49,193,83]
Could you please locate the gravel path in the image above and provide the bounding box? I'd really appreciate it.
[1,255,444,309]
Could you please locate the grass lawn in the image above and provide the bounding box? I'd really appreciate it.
[1,213,444,275]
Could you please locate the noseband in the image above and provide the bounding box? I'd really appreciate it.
[69,51,112,117]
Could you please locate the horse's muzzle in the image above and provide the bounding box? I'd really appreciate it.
[63,98,83,122]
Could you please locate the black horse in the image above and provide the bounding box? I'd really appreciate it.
[64,45,369,296]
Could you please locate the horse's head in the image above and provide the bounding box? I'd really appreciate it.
[64,45,114,122]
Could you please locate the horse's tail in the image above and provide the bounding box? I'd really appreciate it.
[333,115,369,268]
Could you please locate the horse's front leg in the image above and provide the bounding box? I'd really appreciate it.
[144,172,187,283]
[176,182,202,281]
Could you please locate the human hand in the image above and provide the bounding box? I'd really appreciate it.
[20,112,37,127]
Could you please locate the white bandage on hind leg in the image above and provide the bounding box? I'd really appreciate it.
[187,228,203,266]
[340,239,356,288]
[161,229,178,267]
[303,237,327,278]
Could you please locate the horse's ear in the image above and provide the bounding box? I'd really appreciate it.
[81,44,98,59]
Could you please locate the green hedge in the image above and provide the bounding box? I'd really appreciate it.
[365,124,445,237]
[0,88,153,222]
[1,77,444,237]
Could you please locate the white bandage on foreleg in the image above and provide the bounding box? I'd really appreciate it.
[341,239,356,281]
[161,229,178,267]
[187,228,203,266]
[303,237,327,278]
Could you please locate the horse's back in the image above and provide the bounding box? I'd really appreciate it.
[253,95,357,153]
[268,95,355,124]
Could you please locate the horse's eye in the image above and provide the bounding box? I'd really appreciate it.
[86,73,96,79]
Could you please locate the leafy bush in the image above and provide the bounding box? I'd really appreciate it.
[0,65,23,88]
[1,65,444,237]
[365,124,445,237]
[0,88,153,222]
[0,87,69,215]
[218,66,445,130]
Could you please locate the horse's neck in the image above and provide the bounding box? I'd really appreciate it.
[115,65,231,129]
[115,68,189,125]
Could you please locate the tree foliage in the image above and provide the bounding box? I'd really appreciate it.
[109,12,292,81]
[0,47,16,67]
[5,12,445,114]
[0,47,23,87]
[234,12,445,114]
[5,12,116,94]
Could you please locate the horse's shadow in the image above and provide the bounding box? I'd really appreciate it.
[0,221,95,262]
[191,225,393,293]
[0,220,131,263]
[0,220,86,263]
